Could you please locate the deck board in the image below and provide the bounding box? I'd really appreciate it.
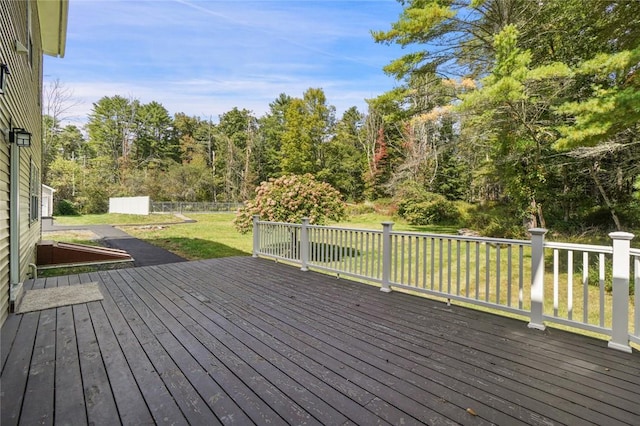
[2,256,639,425]
[98,269,221,425]
[54,305,88,426]
[182,260,566,425]
[73,303,120,425]
[215,258,639,423]
[19,308,56,426]
[142,265,390,425]
[112,268,250,424]
[1,313,40,425]
[171,262,504,425]
[86,299,155,425]
[85,272,187,425]
[123,267,345,426]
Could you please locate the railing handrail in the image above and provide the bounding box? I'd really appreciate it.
[252,217,637,353]
[391,230,531,246]
[544,241,613,254]
[308,223,383,234]
[260,220,303,228]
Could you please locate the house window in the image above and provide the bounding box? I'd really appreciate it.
[30,159,40,222]
[26,0,33,68]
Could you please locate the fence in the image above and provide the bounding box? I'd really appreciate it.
[151,202,243,213]
[109,196,150,215]
[252,216,639,353]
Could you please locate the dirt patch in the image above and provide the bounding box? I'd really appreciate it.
[42,229,101,243]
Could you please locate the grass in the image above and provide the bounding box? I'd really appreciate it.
[330,212,460,234]
[38,262,134,278]
[122,213,253,259]
[121,212,459,260]
[54,213,185,226]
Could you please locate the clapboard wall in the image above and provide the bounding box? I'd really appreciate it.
[0,0,45,325]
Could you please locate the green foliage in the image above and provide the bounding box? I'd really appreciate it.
[54,199,79,216]
[396,183,460,225]
[372,0,458,77]
[372,0,640,234]
[133,101,177,162]
[87,95,138,167]
[430,148,471,201]
[215,107,259,201]
[75,193,108,215]
[318,107,367,201]
[398,195,460,226]
[459,203,527,239]
[280,88,335,175]
[47,157,83,202]
[346,202,376,216]
[234,174,347,233]
[554,47,640,150]
[254,93,291,181]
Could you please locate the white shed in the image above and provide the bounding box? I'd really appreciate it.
[41,184,56,218]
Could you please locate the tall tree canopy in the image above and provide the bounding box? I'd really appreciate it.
[371,0,640,229]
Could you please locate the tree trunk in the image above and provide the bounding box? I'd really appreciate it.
[590,162,622,231]
[536,200,546,229]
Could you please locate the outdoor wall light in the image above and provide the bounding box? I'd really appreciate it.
[10,128,32,147]
[0,63,8,94]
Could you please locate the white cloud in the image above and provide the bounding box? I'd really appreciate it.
[45,0,405,125]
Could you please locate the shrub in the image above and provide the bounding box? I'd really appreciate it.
[582,207,617,229]
[54,199,79,216]
[234,174,347,233]
[397,192,460,225]
[481,219,526,239]
[75,194,108,214]
[459,203,528,238]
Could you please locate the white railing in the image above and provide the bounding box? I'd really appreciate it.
[252,216,637,353]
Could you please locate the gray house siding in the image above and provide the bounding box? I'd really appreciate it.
[0,0,47,325]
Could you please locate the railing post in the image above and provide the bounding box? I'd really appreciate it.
[608,231,634,353]
[528,228,547,330]
[300,217,309,271]
[252,215,260,258]
[381,222,394,293]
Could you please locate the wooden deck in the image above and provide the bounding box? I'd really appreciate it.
[2,257,639,425]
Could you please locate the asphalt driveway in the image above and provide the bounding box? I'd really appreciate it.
[42,218,187,267]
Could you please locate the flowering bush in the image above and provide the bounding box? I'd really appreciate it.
[234,174,347,233]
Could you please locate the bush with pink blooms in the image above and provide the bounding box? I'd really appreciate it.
[234,174,347,233]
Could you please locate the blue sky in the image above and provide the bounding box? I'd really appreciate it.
[44,0,408,124]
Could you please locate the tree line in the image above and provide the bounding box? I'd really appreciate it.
[44,0,640,234]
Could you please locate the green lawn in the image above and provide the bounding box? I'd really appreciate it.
[54,213,185,226]
[120,212,456,260]
[122,213,253,259]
